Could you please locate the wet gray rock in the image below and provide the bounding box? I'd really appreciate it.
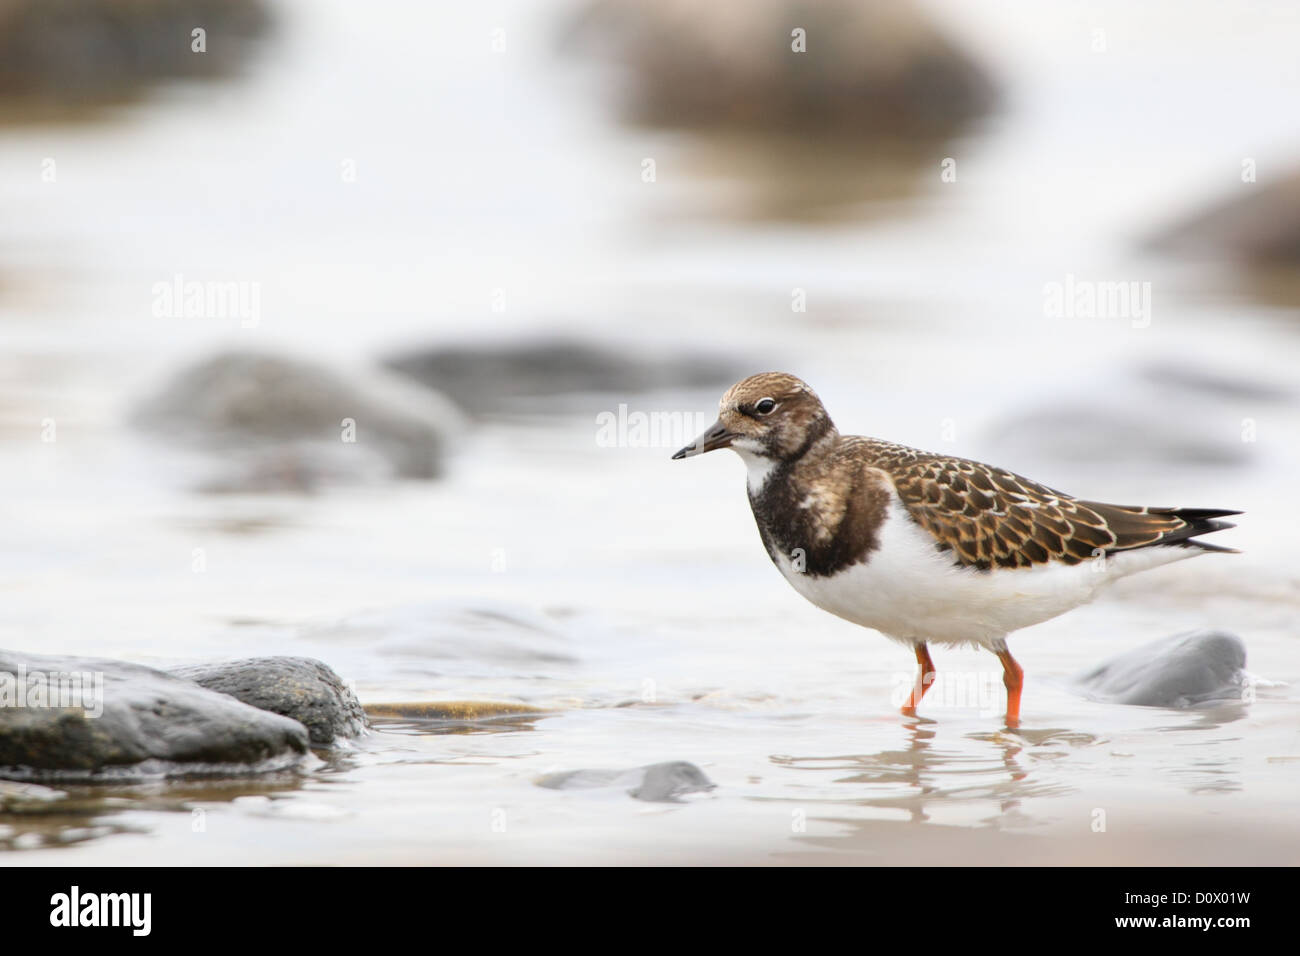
[1071,630,1248,708]
[562,0,996,138]
[536,761,715,802]
[0,0,271,120]
[0,649,309,779]
[169,656,367,745]
[385,338,743,415]
[132,351,462,491]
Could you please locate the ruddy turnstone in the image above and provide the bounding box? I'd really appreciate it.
[671,372,1240,724]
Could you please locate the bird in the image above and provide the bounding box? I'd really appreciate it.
[671,372,1240,725]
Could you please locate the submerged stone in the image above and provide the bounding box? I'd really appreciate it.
[536,760,715,802]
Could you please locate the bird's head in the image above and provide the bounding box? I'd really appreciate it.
[672,372,835,465]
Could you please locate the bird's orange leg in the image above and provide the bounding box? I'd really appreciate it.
[900,643,936,716]
[996,647,1024,727]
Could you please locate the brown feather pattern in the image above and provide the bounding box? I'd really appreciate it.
[848,438,1240,571]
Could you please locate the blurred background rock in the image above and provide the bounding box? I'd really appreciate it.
[1149,166,1300,305]
[384,338,746,417]
[562,0,998,220]
[0,0,271,122]
[563,0,995,136]
[132,351,462,490]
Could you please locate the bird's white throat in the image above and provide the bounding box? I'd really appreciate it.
[734,445,779,495]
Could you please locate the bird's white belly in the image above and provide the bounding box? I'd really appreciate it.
[771,499,1190,648]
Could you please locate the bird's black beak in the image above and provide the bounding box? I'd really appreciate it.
[672,419,734,459]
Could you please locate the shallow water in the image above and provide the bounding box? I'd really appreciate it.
[2,0,1300,865]
[4,411,1298,865]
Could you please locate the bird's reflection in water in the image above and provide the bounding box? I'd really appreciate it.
[771,700,1254,831]
[771,719,1086,825]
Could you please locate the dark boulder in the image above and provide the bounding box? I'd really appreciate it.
[0,649,309,780]
[170,656,368,745]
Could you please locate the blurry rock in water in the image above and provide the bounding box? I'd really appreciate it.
[364,700,548,720]
[132,351,462,492]
[1150,169,1300,267]
[536,761,715,802]
[169,657,369,746]
[0,0,271,121]
[1141,361,1293,404]
[984,370,1252,471]
[0,649,310,780]
[987,404,1247,469]
[563,0,996,220]
[1071,630,1248,709]
[1148,168,1300,306]
[385,338,744,415]
[563,0,996,138]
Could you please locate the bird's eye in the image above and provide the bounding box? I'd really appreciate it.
[754,398,777,415]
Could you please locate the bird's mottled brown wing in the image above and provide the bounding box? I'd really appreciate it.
[853,439,1238,570]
